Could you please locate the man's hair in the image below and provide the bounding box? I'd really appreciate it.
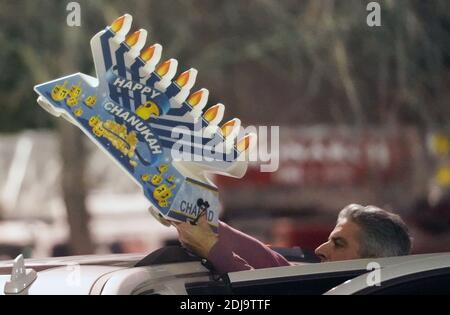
[338,204,412,258]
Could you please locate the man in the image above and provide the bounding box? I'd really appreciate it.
[173,204,412,274]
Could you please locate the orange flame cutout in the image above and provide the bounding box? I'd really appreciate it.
[110,16,125,33]
[156,60,171,77]
[237,135,251,153]
[140,46,156,62]
[125,31,141,47]
[204,105,220,123]
[187,90,204,107]
[221,120,236,138]
[175,70,190,88]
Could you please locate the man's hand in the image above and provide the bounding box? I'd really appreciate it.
[175,215,218,258]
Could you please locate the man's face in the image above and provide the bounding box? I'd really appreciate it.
[314,218,362,262]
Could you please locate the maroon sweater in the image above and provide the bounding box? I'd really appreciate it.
[207,222,291,274]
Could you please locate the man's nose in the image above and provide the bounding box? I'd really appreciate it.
[315,242,329,262]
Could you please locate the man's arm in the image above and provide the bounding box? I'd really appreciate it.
[175,216,290,274]
[214,221,290,270]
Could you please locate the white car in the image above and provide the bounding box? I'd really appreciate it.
[0,247,449,295]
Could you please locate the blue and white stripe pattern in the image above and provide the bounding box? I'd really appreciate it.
[96,24,240,165]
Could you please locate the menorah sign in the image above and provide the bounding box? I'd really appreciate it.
[34,14,256,231]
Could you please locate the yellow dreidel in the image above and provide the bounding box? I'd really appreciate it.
[51,81,70,102]
[153,184,176,204]
[158,164,169,174]
[66,96,79,107]
[74,108,83,117]
[89,116,101,127]
[69,82,82,98]
[84,95,97,107]
[151,174,164,186]
[166,175,176,183]
[141,174,151,182]
[136,101,160,120]
[93,123,105,137]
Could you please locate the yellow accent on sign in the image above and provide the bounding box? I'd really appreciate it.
[66,97,79,107]
[158,164,169,174]
[141,45,156,62]
[51,81,70,102]
[175,70,190,88]
[84,96,97,107]
[151,174,164,186]
[69,83,82,98]
[153,184,176,204]
[89,116,100,127]
[156,60,171,77]
[136,101,160,120]
[141,174,151,182]
[74,108,83,117]
[187,90,204,107]
[110,15,126,33]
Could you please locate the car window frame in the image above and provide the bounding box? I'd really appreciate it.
[354,267,450,295]
[227,269,368,295]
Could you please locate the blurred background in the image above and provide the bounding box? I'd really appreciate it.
[0,0,450,260]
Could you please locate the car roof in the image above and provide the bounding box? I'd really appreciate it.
[0,257,210,295]
[0,253,145,275]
